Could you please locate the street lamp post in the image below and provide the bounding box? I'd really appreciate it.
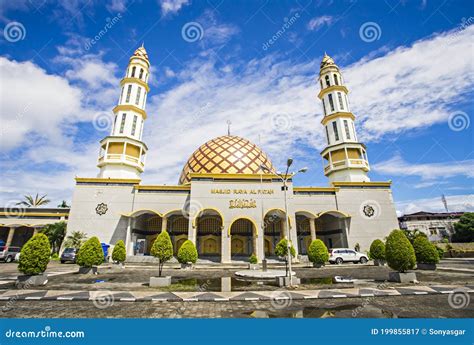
[261,159,308,287]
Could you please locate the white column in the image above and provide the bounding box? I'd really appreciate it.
[6,227,15,246]
[161,217,167,233]
[310,219,316,241]
[256,221,264,263]
[125,218,133,256]
[221,225,231,263]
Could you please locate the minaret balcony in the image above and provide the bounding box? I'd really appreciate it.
[98,153,145,171]
[324,158,370,175]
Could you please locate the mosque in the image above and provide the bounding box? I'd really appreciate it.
[62,46,399,262]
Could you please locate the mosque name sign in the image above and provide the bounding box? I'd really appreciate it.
[210,189,275,195]
[229,199,257,209]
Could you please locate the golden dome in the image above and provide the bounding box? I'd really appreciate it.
[320,53,336,70]
[179,135,275,184]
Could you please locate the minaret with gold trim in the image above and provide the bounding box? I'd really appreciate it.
[318,53,370,183]
[97,45,150,179]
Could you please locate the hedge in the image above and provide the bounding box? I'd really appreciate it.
[112,240,126,263]
[76,236,104,268]
[385,229,416,272]
[249,254,258,264]
[413,236,440,264]
[308,239,329,265]
[177,240,198,264]
[18,233,51,275]
[151,231,173,276]
[369,239,386,261]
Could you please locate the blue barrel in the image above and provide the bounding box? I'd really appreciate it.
[101,243,110,260]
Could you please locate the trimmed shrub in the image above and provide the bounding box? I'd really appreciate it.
[18,233,51,275]
[385,230,416,272]
[112,240,126,263]
[308,239,329,265]
[413,236,440,264]
[435,246,445,259]
[249,254,258,264]
[177,240,198,264]
[369,239,386,261]
[275,239,296,259]
[151,231,173,276]
[76,236,104,268]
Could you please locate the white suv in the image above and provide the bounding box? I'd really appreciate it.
[329,248,368,264]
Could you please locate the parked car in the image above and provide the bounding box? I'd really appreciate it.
[0,246,21,263]
[60,248,78,264]
[329,248,368,264]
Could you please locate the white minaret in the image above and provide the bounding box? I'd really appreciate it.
[318,53,370,183]
[97,45,150,179]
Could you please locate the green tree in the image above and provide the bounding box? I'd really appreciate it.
[112,240,126,263]
[18,233,51,275]
[369,239,386,261]
[308,239,329,265]
[452,212,474,242]
[177,240,198,264]
[57,200,70,208]
[402,229,428,244]
[413,236,440,264]
[385,229,416,272]
[76,237,104,268]
[249,254,258,264]
[16,193,50,207]
[275,238,296,275]
[151,231,173,276]
[41,221,67,254]
[63,231,87,249]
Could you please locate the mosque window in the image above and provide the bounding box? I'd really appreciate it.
[322,99,327,115]
[119,113,126,134]
[344,120,351,139]
[131,66,136,78]
[332,121,339,141]
[131,115,138,136]
[337,92,344,110]
[328,94,335,111]
[334,74,339,85]
[139,68,144,80]
[320,80,323,89]
[325,75,330,87]
[135,87,142,106]
[352,122,357,140]
[325,126,330,145]
[125,85,132,103]
[119,87,124,103]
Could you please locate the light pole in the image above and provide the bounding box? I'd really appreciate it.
[261,160,308,286]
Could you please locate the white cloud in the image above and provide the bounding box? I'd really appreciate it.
[159,0,190,16]
[372,155,474,180]
[107,0,128,12]
[307,15,333,31]
[0,57,84,150]
[397,194,474,215]
[345,25,474,141]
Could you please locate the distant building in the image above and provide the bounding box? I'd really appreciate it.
[398,211,464,242]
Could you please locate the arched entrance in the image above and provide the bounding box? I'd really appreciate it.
[165,211,188,255]
[230,218,257,260]
[316,211,350,249]
[130,210,162,255]
[296,216,312,255]
[263,209,286,257]
[195,209,223,261]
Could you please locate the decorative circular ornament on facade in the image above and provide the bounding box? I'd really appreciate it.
[359,200,381,220]
[96,203,108,216]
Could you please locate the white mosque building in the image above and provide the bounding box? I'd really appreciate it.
[60,46,399,262]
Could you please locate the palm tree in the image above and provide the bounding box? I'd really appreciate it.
[63,231,88,249]
[41,221,67,254]
[16,193,51,207]
[57,200,70,208]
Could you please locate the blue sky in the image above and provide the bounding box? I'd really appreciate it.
[0,0,473,215]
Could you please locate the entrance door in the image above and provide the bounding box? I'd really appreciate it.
[231,238,244,254]
[203,238,218,255]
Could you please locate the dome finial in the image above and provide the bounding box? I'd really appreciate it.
[227,120,232,135]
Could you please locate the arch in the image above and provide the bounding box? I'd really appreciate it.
[123,209,163,218]
[295,210,318,219]
[318,210,350,218]
[228,216,259,236]
[264,208,292,228]
[229,217,257,258]
[163,209,184,218]
[192,208,225,228]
